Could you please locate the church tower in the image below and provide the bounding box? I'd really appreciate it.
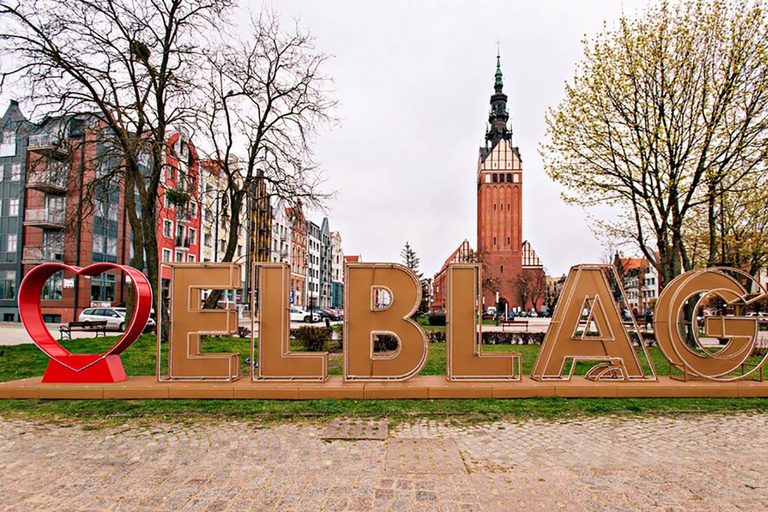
[476,54,527,311]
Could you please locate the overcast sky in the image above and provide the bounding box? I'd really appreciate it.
[2,0,654,277]
[268,0,652,277]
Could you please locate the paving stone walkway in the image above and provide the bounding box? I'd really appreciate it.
[1,413,768,511]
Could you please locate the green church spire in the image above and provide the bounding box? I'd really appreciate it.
[495,54,503,89]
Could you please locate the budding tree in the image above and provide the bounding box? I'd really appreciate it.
[543,0,768,286]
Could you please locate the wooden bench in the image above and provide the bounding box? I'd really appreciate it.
[499,318,529,330]
[59,321,108,340]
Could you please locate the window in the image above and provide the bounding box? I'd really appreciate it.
[106,237,117,257]
[237,244,242,257]
[6,234,16,253]
[204,233,212,247]
[506,173,512,182]
[189,202,197,218]
[8,162,21,181]
[188,254,195,262]
[500,265,504,274]
[163,219,173,238]
[0,270,15,300]
[492,173,498,183]
[175,251,184,262]
[91,273,116,302]
[500,204,504,211]
[493,204,496,211]
[42,271,63,301]
[220,240,226,252]
[0,131,15,157]
[162,249,172,262]
[188,227,196,246]
[513,174,519,183]
[507,237,511,245]
[493,237,497,245]
[6,198,18,217]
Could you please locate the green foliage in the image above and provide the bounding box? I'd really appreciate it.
[293,326,332,352]
[428,312,446,326]
[544,0,768,285]
[374,334,399,352]
[164,187,191,208]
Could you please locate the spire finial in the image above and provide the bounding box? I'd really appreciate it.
[494,44,503,90]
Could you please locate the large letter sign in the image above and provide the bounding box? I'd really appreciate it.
[344,263,428,381]
[446,263,520,380]
[11,260,768,399]
[654,267,768,381]
[531,265,656,381]
[163,263,241,381]
[255,263,328,381]
[18,263,151,383]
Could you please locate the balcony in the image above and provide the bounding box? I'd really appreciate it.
[22,246,64,264]
[175,236,191,250]
[28,133,68,160]
[24,208,66,229]
[176,207,190,225]
[26,164,68,194]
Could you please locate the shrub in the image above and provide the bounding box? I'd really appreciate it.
[428,312,446,326]
[374,334,399,352]
[481,332,545,345]
[426,330,446,343]
[293,326,332,351]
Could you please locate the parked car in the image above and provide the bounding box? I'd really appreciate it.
[79,307,127,330]
[113,307,157,332]
[290,308,320,323]
[321,308,343,321]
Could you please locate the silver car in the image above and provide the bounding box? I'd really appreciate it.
[79,307,156,331]
[78,307,126,330]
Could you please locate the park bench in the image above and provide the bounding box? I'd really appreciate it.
[59,321,107,340]
[499,318,529,330]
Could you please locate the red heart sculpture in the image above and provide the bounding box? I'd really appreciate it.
[18,263,152,383]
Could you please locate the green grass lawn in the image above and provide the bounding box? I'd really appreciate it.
[1,334,767,424]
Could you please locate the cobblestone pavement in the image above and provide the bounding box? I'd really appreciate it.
[2,413,768,511]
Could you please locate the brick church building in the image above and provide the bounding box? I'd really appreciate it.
[432,55,544,314]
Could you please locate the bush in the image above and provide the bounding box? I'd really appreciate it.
[481,332,545,345]
[374,334,399,352]
[426,330,446,343]
[428,312,446,326]
[293,326,332,351]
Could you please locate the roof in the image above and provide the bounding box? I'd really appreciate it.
[619,258,646,271]
[344,255,360,263]
[435,240,474,278]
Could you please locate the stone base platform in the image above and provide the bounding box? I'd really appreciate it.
[1,375,768,399]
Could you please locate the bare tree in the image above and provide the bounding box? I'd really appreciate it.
[0,0,231,302]
[196,10,336,308]
[543,0,768,286]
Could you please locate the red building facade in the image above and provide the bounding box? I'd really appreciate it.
[157,129,202,298]
[21,116,133,322]
[288,202,307,307]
